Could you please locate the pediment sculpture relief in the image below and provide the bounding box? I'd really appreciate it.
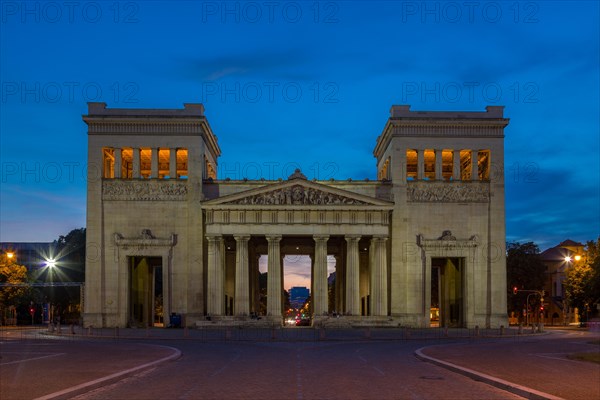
[224,184,369,206]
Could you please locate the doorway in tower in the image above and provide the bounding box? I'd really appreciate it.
[430,257,464,328]
[129,256,163,328]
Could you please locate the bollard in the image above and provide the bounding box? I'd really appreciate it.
[518,324,523,335]
[226,328,232,340]
[57,323,61,334]
[364,328,371,339]
[184,326,189,338]
[70,324,75,335]
[115,326,119,337]
[500,325,504,336]
[474,325,480,337]
[48,322,54,333]
[319,328,326,340]
[271,328,276,340]
[87,326,92,336]
[443,326,448,337]
[538,323,544,333]
[405,328,411,339]
[531,324,536,334]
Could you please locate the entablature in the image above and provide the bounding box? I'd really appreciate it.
[102,179,187,201]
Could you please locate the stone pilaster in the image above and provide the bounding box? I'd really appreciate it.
[234,235,250,316]
[313,235,329,316]
[435,149,443,180]
[151,148,159,178]
[417,149,424,180]
[114,148,122,179]
[453,149,461,180]
[169,148,177,179]
[266,235,282,317]
[206,235,224,315]
[132,148,140,178]
[345,235,361,315]
[471,149,479,180]
[370,235,388,316]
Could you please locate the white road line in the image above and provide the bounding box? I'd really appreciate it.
[34,345,181,400]
[0,353,65,366]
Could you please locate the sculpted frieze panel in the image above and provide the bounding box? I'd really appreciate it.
[103,180,187,201]
[407,181,489,203]
[224,184,369,206]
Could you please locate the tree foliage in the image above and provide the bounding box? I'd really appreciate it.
[564,237,600,320]
[0,254,29,310]
[506,242,547,312]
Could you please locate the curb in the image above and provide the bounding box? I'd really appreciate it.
[414,347,564,400]
[34,344,182,400]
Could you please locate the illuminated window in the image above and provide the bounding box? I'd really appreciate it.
[424,150,435,180]
[159,149,170,179]
[460,150,472,180]
[140,149,151,178]
[205,156,216,179]
[378,158,390,180]
[177,149,188,179]
[102,148,115,178]
[478,150,490,180]
[121,148,133,178]
[406,150,417,180]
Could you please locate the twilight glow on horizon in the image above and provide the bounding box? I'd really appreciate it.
[1,1,598,253]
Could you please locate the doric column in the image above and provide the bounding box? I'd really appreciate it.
[370,236,388,316]
[471,149,479,181]
[169,148,177,179]
[453,149,461,180]
[234,235,250,316]
[114,148,122,179]
[207,235,224,315]
[313,235,329,316]
[416,149,425,180]
[345,235,361,315]
[266,235,282,317]
[435,149,443,180]
[132,148,141,178]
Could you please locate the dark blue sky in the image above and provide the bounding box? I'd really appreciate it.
[1,1,599,250]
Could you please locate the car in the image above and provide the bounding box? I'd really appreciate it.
[296,318,311,326]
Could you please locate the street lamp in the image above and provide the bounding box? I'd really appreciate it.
[6,252,14,260]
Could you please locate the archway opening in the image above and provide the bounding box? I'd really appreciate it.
[431,257,463,328]
[129,256,162,328]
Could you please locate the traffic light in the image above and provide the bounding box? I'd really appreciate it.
[29,306,35,316]
[512,286,518,295]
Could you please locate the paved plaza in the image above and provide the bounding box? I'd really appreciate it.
[1,327,598,400]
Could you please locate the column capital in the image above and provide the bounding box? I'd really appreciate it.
[266,235,282,242]
[313,234,330,242]
[233,235,251,242]
[372,234,388,241]
[206,234,223,241]
[345,234,361,242]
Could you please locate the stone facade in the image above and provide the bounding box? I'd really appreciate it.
[83,103,509,329]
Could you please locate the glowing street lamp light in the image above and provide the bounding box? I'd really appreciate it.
[564,256,572,262]
[6,252,14,259]
[45,259,57,268]
[574,255,582,261]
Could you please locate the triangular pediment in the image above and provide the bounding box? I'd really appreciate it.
[203,179,393,208]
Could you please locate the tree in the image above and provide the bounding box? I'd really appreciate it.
[506,242,547,314]
[0,253,30,324]
[564,237,600,321]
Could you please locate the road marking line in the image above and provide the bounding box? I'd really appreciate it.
[34,345,181,400]
[0,353,65,366]
[415,347,564,400]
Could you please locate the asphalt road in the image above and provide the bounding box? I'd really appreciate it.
[1,328,598,400]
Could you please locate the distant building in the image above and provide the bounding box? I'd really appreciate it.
[540,239,585,325]
[289,286,310,308]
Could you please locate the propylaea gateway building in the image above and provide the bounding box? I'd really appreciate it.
[83,102,509,329]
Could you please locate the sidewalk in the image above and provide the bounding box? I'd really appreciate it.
[417,330,600,400]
